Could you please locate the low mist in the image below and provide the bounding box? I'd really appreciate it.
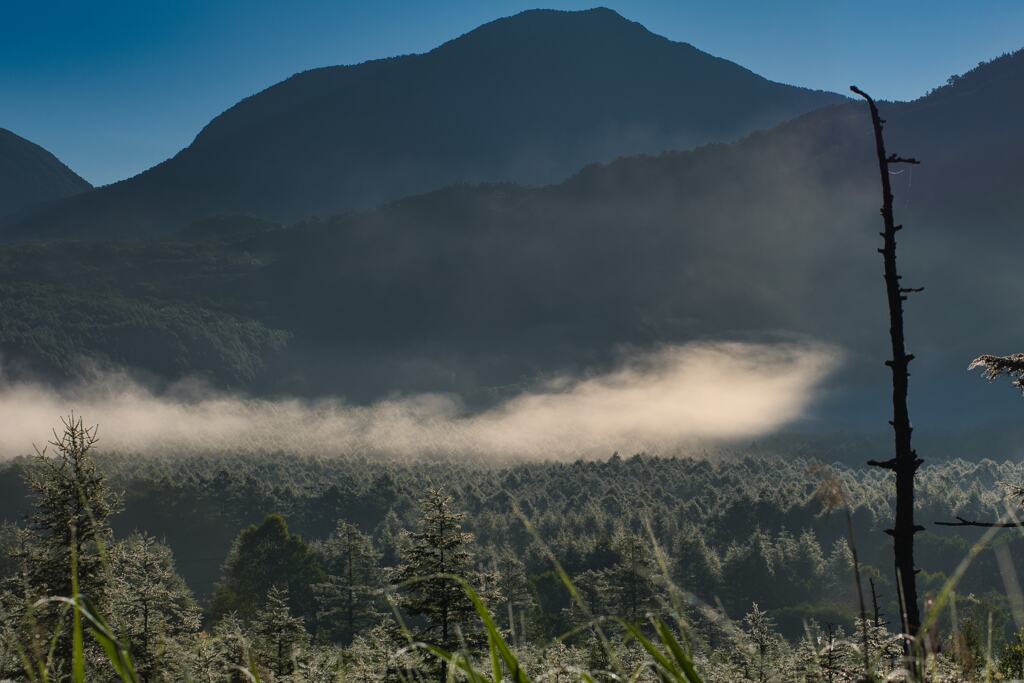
[0,342,839,460]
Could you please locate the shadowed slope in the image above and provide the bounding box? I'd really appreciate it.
[7,7,844,239]
[0,128,91,220]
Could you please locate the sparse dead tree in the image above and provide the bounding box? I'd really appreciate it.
[851,85,924,642]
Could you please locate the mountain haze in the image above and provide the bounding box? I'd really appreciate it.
[3,34,1023,436]
[0,128,91,221]
[3,50,1023,433]
[6,7,844,240]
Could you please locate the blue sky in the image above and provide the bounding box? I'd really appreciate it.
[3,1,1023,186]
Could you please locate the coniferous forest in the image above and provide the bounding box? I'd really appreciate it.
[6,436,1024,680]
[5,4,1024,682]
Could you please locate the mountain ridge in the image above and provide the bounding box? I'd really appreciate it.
[5,6,845,240]
[3,47,1022,433]
[0,128,92,221]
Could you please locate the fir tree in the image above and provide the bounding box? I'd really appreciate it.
[253,585,309,679]
[607,526,658,622]
[389,488,491,672]
[741,603,781,683]
[15,415,118,678]
[107,533,202,682]
[314,520,383,644]
[21,416,117,603]
[211,613,252,683]
[483,545,538,644]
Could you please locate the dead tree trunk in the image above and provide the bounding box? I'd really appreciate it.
[851,85,924,642]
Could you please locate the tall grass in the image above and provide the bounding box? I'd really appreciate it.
[16,493,1024,681]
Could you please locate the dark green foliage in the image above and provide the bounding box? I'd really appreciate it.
[0,237,290,387]
[3,450,1023,649]
[389,488,494,653]
[210,514,325,624]
[20,416,116,616]
[606,527,659,622]
[313,521,382,644]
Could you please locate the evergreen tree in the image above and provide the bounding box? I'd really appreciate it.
[210,613,252,683]
[1001,627,1024,681]
[672,527,721,599]
[107,533,201,682]
[483,545,538,644]
[740,603,782,683]
[15,415,118,678]
[314,520,383,644]
[606,526,658,622]
[389,488,490,666]
[211,514,325,624]
[21,416,117,603]
[253,585,309,679]
[375,509,406,568]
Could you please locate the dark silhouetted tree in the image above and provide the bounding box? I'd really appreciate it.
[851,85,924,642]
[211,514,325,624]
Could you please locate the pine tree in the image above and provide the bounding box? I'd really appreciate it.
[21,415,117,602]
[607,526,657,623]
[344,623,425,683]
[791,619,824,681]
[210,613,252,683]
[375,509,405,567]
[211,514,325,624]
[253,585,309,679]
[15,415,118,677]
[741,603,782,683]
[389,488,490,670]
[314,520,382,644]
[107,533,202,682]
[672,527,721,599]
[482,545,538,644]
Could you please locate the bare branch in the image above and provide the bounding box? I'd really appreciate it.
[935,516,1024,528]
[886,154,921,165]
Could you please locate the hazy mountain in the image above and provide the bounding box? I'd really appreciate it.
[5,7,844,240]
[0,128,91,221]
[2,50,1023,435]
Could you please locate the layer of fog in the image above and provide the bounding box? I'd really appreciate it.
[0,342,839,460]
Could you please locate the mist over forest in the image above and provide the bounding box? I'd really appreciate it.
[3,5,1024,682]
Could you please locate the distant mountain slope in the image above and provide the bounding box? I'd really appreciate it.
[4,50,1023,433]
[7,7,844,239]
[0,128,91,220]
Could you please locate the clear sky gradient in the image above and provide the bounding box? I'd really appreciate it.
[3,1,1023,186]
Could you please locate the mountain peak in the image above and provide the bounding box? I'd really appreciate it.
[437,6,670,56]
[6,9,843,239]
